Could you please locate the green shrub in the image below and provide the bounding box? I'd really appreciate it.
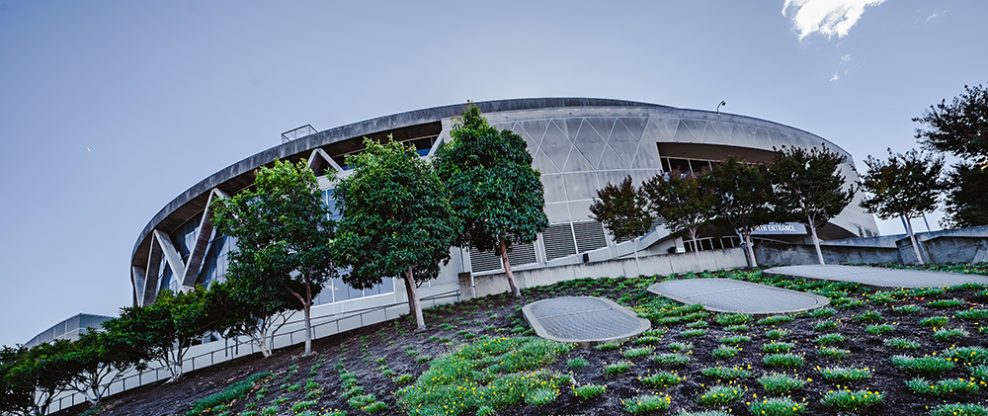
[361,401,387,413]
[955,308,988,321]
[757,315,795,326]
[653,353,690,368]
[920,316,950,327]
[594,342,620,351]
[884,337,920,350]
[290,400,317,413]
[524,387,558,406]
[927,298,965,309]
[747,397,806,416]
[696,385,744,407]
[865,323,895,335]
[765,329,789,340]
[820,389,883,412]
[572,384,606,400]
[567,357,589,370]
[757,372,806,395]
[636,336,663,345]
[668,342,694,352]
[714,313,752,326]
[724,324,749,332]
[933,328,969,341]
[763,353,805,369]
[185,371,272,416]
[347,394,377,409]
[854,310,884,323]
[812,320,838,332]
[814,333,845,346]
[762,342,794,353]
[832,297,865,309]
[605,361,633,376]
[808,307,836,318]
[891,355,956,375]
[685,320,709,329]
[680,329,707,338]
[712,345,739,359]
[892,304,922,314]
[970,365,988,383]
[623,346,654,359]
[944,347,988,365]
[639,371,683,389]
[817,366,872,383]
[905,377,979,397]
[928,403,988,416]
[700,365,751,381]
[816,347,851,360]
[719,335,751,345]
[623,394,672,413]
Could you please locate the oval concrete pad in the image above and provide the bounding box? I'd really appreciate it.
[648,278,829,314]
[522,296,651,344]
[764,265,988,288]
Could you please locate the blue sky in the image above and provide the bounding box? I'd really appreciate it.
[0,0,984,346]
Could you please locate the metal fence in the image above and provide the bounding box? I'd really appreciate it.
[46,290,460,414]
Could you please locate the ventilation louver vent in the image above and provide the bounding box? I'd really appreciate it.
[573,221,608,253]
[468,242,538,273]
[543,223,578,260]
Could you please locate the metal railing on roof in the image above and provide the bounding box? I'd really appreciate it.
[281,124,317,143]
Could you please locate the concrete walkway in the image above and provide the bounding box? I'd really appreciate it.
[522,296,651,344]
[764,265,988,288]
[648,278,830,314]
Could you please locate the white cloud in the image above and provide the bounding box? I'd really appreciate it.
[782,0,886,40]
[925,10,945,24]
[830,53,853,82]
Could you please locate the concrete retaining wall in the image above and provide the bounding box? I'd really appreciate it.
[464,248,749,299]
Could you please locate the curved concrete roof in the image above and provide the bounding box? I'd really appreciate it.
[132,97,848,263]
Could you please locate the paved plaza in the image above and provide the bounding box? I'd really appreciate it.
[522,296,651,343]
[647,278,830,314]
[764,264,988,288]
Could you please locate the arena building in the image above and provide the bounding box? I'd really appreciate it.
[130,98,878,309]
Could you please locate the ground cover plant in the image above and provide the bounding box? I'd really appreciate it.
[55,265,988,416]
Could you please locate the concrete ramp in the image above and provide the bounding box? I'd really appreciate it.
[764,265,988,288]
[648,278,829,314]
[522,296,651,343]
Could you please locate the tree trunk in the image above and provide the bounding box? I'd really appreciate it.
[689,229,700,252]
[745,233,759,268]
[302,283,313,355]
[809,217,825,265]
[903,214,925,266]
[404,268,426,330]
[499,239,521,298]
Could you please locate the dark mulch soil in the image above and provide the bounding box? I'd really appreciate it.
[58,268,988,416]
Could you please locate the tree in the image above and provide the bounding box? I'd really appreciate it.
[212,159,337,356]
[65,329,147,404]
[704,158,775,268]
[4,340,77,416]
[207,280,295,358]
[107,286,216,381]
[333,139,461,330]
[434,105,548,297]
[639,170,717,251]
[859,149,945,265]
[914,83,988,227]
[914,83,988,162]
[590,176,653,242]
[942,161,988,227]
[0,346,35,416]
[770,146,855,265]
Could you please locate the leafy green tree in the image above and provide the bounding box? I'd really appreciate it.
[590,176,653,242]
[770,146,855,265]
[107,287,216,381]
[0,346,35,416]
[913,83,988,163]
[942,161,988,227]
[212,159,337,356]
[334,139,460,330]
[640,170,717,251]
[207,280,295,358]
[434,105,548,297]
[4,340,77,416]
[914,83,988,227]
[704,158,776,267]
[65,329,147,404]
[859,149,945,265]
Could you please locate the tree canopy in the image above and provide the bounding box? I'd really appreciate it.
[434,105,548,297]
[770,146,855,264]
[640,170,716,250]
[212,159,336,355]
[334,139,460,330]
[704,158,775,267]
[941,161,988,228]
[914,83,988,162]
[590,176,653,242]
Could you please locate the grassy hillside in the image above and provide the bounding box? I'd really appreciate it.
[68,264,988,416]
